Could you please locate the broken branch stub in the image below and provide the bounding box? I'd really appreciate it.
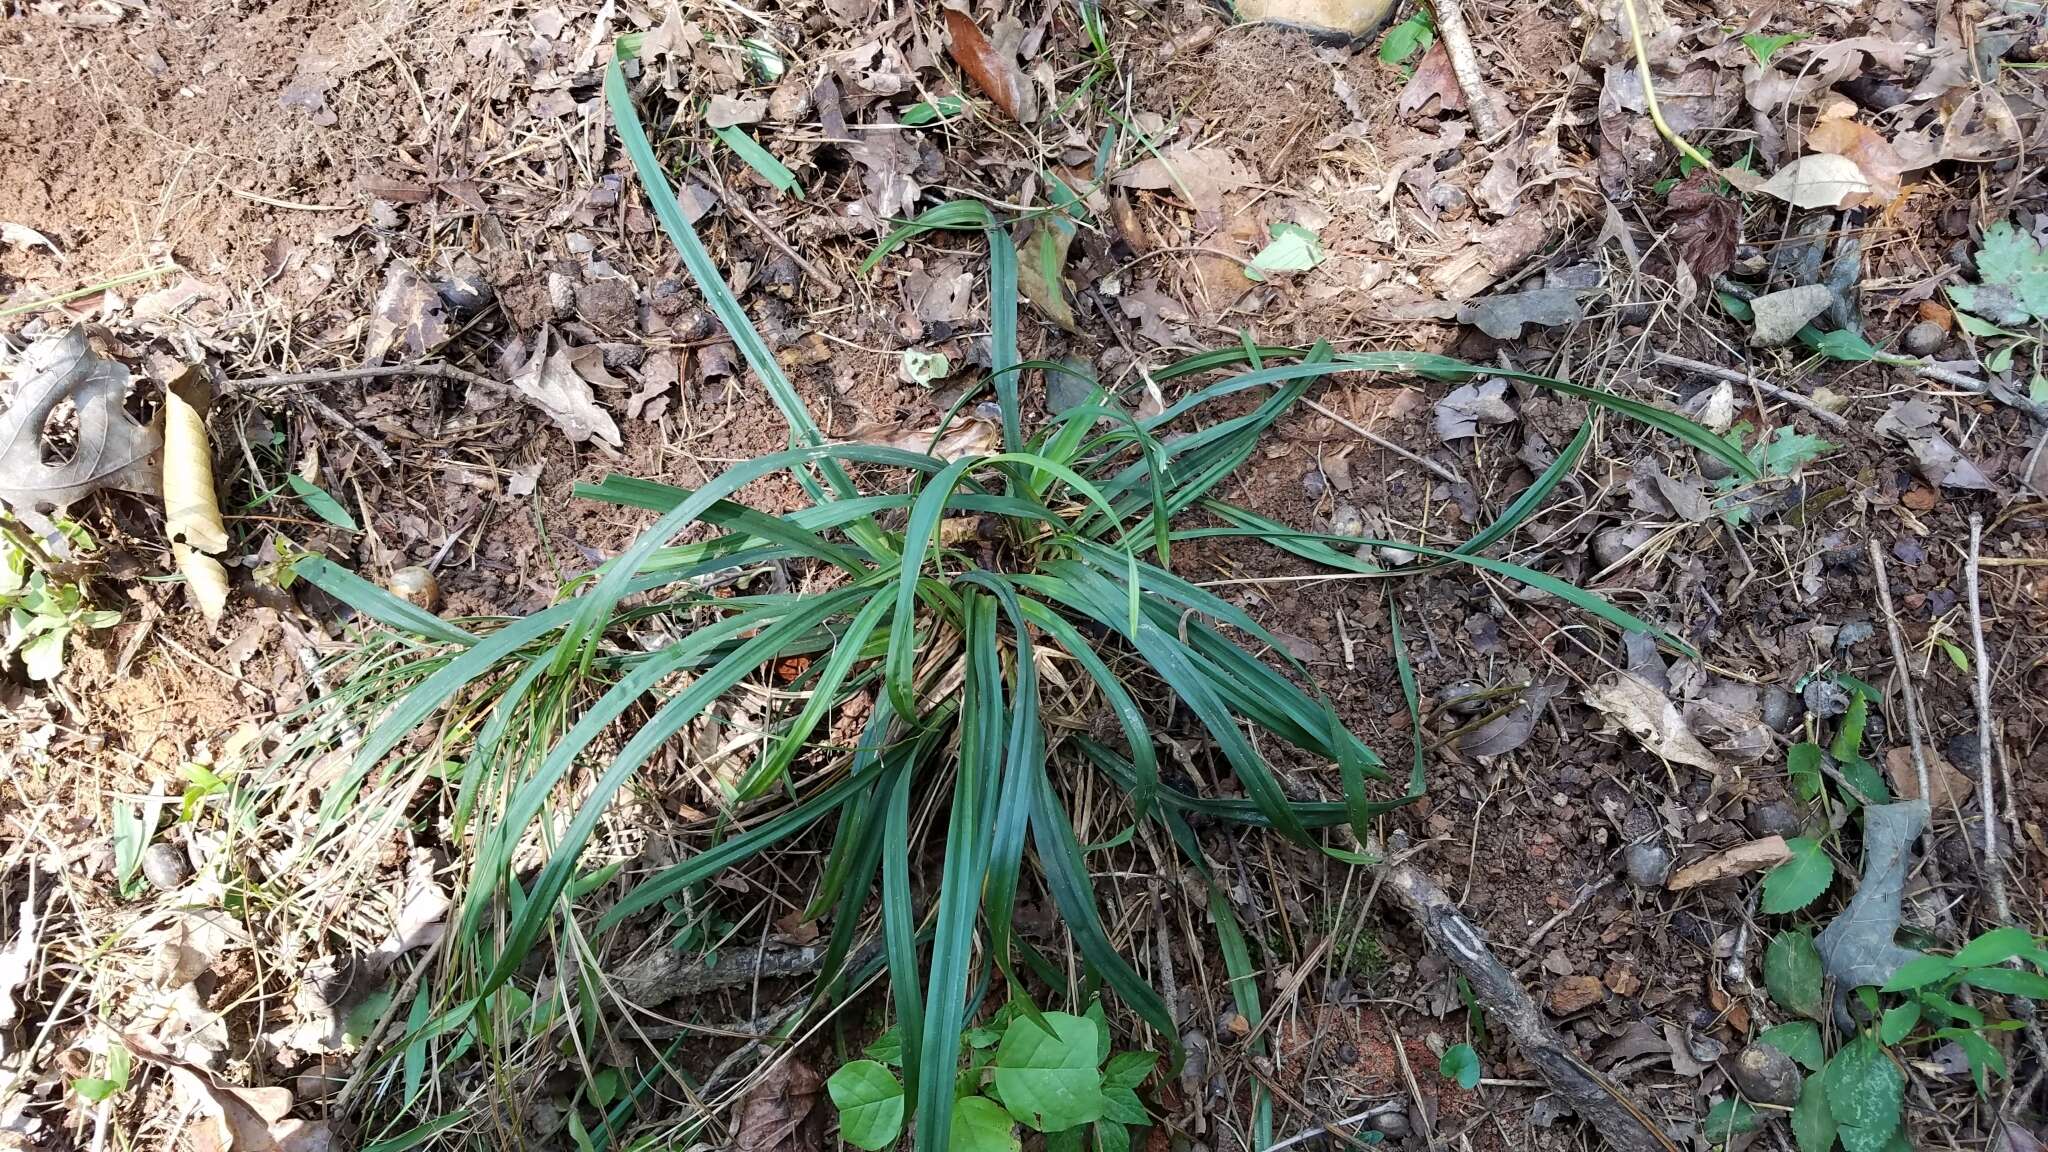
[0,327,162,536]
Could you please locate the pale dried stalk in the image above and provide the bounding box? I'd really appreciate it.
[1429,0,1502,138]
[1965,514,2012,922]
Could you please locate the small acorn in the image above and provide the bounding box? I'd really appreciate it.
[386,566,442,613]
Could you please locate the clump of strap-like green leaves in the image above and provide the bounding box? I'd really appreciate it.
[293,45,1758,1151]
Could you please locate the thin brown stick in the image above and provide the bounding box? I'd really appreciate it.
[298,393,395,468]
[1868,537,1951,915]
[1429,0,1502,138]
[1914,361,2048,423]
[227,359,515,397]
[1650,352,1854,433]
[1301,396,1466,486]
[1964,513,2012,921]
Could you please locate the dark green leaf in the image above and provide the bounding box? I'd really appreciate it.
[827,1060,906,1150]
[1438,1043,1481,1090]
[1766,931,1826,1020]
[1762,836,1835,914]
[287,473,359,531]
[1954,926,2040,969]
[1759,1020,1825,1072]
[1704,1098,1759,1142]
[1822,1034,1903,1152]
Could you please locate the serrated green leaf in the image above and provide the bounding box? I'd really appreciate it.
[1094,1120,1133,1152]
[1792,1074,1837,1152]
[1760,1020,1826,1072]
[1767,931,1826,1020]
[1704,1097,1760,1142]
[1880,954,1957,992]
[1788,741,1826,805]
[1102,1085,1148,1126]
[1954,925,2039,968]
[1438,1043,1481,1090]
[952,1096,1022,1152]
[1763,836,1835,913]
[827,1060,906,1150]
[1948,218,2048,326]
[1754,427,1835,477]
[1823,1034,1903,1152]
[993,1012,1106,1132]
[1878,1002,1920,1045]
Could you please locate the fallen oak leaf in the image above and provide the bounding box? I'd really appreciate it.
[1398,41,1465,115]
[363,261,449,365]
[0,327,162,538]
[1111,146,1256,214]
[1584,671,1727,780]
[1814,802,1926,989]
[943,8,1034,123]
[733,1056,825,1152]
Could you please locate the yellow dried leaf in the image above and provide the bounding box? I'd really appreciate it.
[163,387,227,554]
[175,542,229,623]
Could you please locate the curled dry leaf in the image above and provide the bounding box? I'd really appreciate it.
[1456,287,1585,340]
[1873,400,1995,491]
[1665,170,1737,282]
[510,328,623,448]
[0,327,162,537]
[1666,836,1791,890]
[1398,42,1465,115]
[123,1032,332,1152]
[733,1056,825,1152]
[363,261,449,365]
[943,8,1034,124]
[164,375,230,623]
[1584,671,1726,778]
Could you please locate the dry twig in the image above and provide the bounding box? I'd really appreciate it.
[1963,513,2012,922]
[1650,352,1854,433]
[1429,0,1502,138]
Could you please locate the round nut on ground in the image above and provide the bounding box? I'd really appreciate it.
[1329,502,1363,538]
[141,842,192,890]
[1761,685,1803,732]
[1730,1041,1802,1107]
[386,566,442,613]
[1901,321,1946,357]
[1623,841,1674,888]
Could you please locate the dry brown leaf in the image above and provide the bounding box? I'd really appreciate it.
[943,8,1033,123]
[1583,671,1726,777]
[1666,836,1792,890]
[509,329,623,448]
[1805,116,1906,205]
[124,1033,331,1152]
[733,1057,824,1152]
[1665,170,1737,282]
[1882,747,1974,807]
[1111,147,1256,213]
[1746,153,1873,209]
[846,415,996,462]
[175,545,230,624]
[363,261,449,365]
[0,327,162,536]
[1399,42,1465,115]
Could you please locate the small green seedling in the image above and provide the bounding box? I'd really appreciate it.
[1,518,119,682]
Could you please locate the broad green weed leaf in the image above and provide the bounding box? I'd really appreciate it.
[1878,1002,1920,1045]
[1245,223,1325,282]
[1791,1075,1837,1152]
[827,1060,906,1150]
[1766,930,1825,1020]
[1378,9,1433,65]
[1759,1020,1825,1072]
[1704,1097,1759,1141]
[993,1012,1106,1132]
[1762,836,1834,913]
[1787,741,1825,805]
[1960,966,2048,998]
[952,1096,1022,1152]
[1102,1052,1155,1091]
[1880,954,1957,992]
[286,473,359,531]
[1823,1034,1903,1152]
